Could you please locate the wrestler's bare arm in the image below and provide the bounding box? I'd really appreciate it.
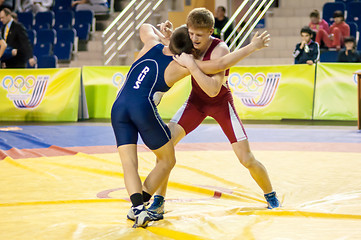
[0,39,7,59]
[196,31,270,74]
[171,32,270,96]
[164,43,229,97]
[136,24,166,61]
[174,31,270,75]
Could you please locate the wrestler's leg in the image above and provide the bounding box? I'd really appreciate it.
[148,101,205,212]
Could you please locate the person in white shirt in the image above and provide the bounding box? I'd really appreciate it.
[72,0,109,14]
[17,0,53,14]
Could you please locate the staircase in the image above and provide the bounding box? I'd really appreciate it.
[102,0,168,66]
[66,1,135,67]
[236,0,332,65]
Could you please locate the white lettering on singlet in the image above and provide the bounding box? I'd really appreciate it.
[133,66,150,89]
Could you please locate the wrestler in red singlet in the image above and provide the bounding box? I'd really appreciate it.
[171,38,247,143]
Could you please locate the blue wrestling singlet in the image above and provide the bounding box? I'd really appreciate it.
[111,44,174,150]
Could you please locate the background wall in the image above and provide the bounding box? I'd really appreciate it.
[168,0,215,28]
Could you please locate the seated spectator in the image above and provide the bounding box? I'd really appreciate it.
[308,9,329,40]
[337,36,361,62]
[315,10,350,51]
[72,0,109,14]
[17,0,53,14]
[293,26,320,65]
[212,6,233,44]
[0,0,13,11]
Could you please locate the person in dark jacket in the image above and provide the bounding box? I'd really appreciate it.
[0,8,35,68]
[212,6,233,45]
[293,26,320,65]
[338,36,361,63]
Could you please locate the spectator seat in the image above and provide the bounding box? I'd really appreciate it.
[335,0,355,3]
[34,11,55,30]
[33,42,52,58]
[57,28,78,52]
[27,29,36,46]
[36,29,57,45]
[320,50,339,62]
[53,0,72,12]
[346,2,361,30]
[75,10,95,33]
[74,22,90,41]
[54,10,74,30]
[18,11,33,30]
[322,2,346,25]
[346,21,358,39]
[54,41,73,62]
[38,55,58,68]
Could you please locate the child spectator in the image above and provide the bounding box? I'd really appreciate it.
[308,9,329,38]
[337,36,361,62]
[293,26,320,65]
[315,10,350,51]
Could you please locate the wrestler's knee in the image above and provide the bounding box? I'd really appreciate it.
[168,122,186,145]
[157,155,176,172]
[238,152,257,169]
[154,143,176,169]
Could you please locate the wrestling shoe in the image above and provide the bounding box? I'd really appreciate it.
[130,205,150,228]
[127,204,163,221]
[147,195,165,214]
[127,201,149,221]
[127,207,136,221]
[264,191,280,209]
[146,209,164,221]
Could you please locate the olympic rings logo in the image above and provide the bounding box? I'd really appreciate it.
[2,75,49,109]
[112,72,125,89]
[2,75,36,94]
[353,72,360,85]
[228,72,281,107]
[228,73,267,93]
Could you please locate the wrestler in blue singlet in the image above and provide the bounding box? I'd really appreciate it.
[111,44,174,150]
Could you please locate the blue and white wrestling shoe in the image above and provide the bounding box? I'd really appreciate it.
[147,195,165,214]
[127,204,164,222]
[264,191,280,209]
[129,205,150,228]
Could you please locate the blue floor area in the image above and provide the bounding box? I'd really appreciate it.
[0,124,360,150]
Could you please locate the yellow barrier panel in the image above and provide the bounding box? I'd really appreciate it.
[229,64,315,120]
[314,63,360,120]
[82,66,191,119]
[0,68,81,121]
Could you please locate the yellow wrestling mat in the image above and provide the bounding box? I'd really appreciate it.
[1,150,361,239]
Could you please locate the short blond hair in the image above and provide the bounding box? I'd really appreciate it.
[186,8,214,29]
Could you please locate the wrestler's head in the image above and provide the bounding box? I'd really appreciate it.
[169,25,193,55]
[186,8,214,51]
